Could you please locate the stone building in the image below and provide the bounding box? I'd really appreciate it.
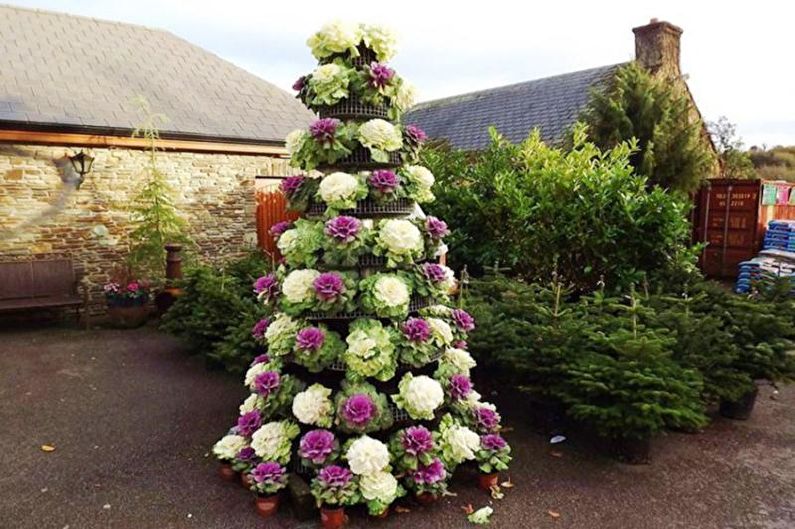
[0,5,313,313]
[405,19,716,154]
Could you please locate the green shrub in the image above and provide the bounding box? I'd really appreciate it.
[423,126,697,291]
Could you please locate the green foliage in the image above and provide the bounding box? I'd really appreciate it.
[160,250,272,374]
[749,145,795,182]
[127,97,193,279]
[708,116,756,179]
[465,274,795,439]
[422,126,697,291]
[582,62,716,193]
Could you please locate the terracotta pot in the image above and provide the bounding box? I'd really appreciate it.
[107,303,149,328]
[415,492,439,506]
[254,494,280,519]
[218,463,237,482]
[240,472,253,489]
[320,506,346,529]
[477,473,499,491]
[720,386,759,420]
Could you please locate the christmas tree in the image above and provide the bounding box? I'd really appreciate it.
[212,22,509,524]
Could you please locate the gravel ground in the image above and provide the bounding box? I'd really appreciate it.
[0,325,793,529]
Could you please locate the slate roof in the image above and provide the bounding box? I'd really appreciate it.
[404,64,626,150]
[0,5,314,144]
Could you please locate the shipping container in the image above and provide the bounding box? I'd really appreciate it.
[693,179,795,278]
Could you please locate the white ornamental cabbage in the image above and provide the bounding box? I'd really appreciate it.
[285,129,308,155]
[443,347,477,374]
[213,434,247,461]
[276,228,300,255]
[292,383,334,427]
[345,435,390,476]
[282,269,320,303]
[378,219,423,255]
[442,423,480,465]
[360,470,399,502]
[264,313,299,342]
[395,374,444,420]
[427,318,454,345]
[319,172,360,203]
[346,332,378,360]
[404,165,435,189]
[239,393,263,414]
[307,20,362,59]
[395,82,417,110]
[312,63,343,83]
[373,276,410,308]
[250,421,299,462]
[361,24,397,62]
[358,119,402,152]
[244,362,271,388]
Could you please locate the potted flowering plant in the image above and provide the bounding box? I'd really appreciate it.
[406,457,449,505]
[292,384,335,428]
[232,446,259,488]
[373,218,425,267]
[243,360,303,418]
[316,171,368,212]
[251,420,301,465]
[343,318,398,381]
[292,324,346,372]
[310,464,361,529]
[396,317,438,367]
[366,169,405,203]
[322,215,371,266]
[419,216,449,258]
[298,429,340,469]
[402,124,427,162]
[389,425,437,472]
[276,220,324,268]
[359,273,413,318]
[281,175,319,212]
[104,279,150,328]
[413,263,454,300]
[288,119,356,171]
[357,118,403,163]
[475,434,512,491]
[279,269,357,315]
[305,62,353,107]
[212,433,248,482]
[392,373,445,421]
[253,274,280,306]
[334,381,394,434]
[400,165,435,204]
[437,413,480,472]
[256,313,302,356]
[247,461,289,518]
[360,470,405,518]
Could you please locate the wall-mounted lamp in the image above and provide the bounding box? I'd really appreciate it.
[67,150,94,189]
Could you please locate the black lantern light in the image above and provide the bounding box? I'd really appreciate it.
[67,150,94,189]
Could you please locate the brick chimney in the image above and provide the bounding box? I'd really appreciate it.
[632,18,683,78]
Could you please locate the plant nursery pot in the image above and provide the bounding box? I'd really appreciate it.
[320,506,346,529]
[477,472,500,491]
[107,303,149,329]
[415,492,440,506]
[611,436,651,465]
[218,463,237,482]
[240,472,253,489]
[254,494,281,519]
[719,386,759,420]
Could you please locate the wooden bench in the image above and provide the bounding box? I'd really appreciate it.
[0,259,86,322]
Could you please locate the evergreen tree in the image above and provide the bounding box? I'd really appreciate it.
[582,62,716,193]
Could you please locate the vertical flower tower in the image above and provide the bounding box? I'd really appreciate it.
[213,22,511,526]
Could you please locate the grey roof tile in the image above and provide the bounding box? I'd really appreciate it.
[0,4,313,143]
[404,64,625,150]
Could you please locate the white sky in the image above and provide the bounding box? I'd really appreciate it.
[9,0,795,147]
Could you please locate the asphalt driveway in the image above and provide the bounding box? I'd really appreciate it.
[0,326,793,529]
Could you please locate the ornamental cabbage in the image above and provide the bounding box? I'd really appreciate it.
[392,373,444,421]
[373,219,424,267]
[358,119,402,163]
[250,420,300,464]
[345,435,390,476]
[361,24,397,62]
[263,313,301,355]
[318,172,367,211]
[306,20,363,59]
[343,318,397,381]
[307,62,352,106]
[213,434,247,461]
[360,273,413,318]
[292,383,334,427]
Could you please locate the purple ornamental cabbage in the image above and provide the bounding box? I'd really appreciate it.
[296,326,326,351]
[421,263,448,284]
[270,221,293,238]
[299,429,336,464]
[481,434,508,452]
[251,318,271,340]
[253,371,281,397]
[453,340,468,350]
[341,394,377,427]
[236,410,262,437]
[251,353,270,366]
[368,170,400,193]
[404,124,428,144]
[309,118,339,142]
[253,274,279,301]
[280,175,305,197]
[425,216,449,239]
[251,461,286,484]
[313,272,345,302]
[413,457,446,484]
[325,216,361,243]
[292,76,306,91]
[451,309,476,332]
[236,446,257,461]
[474,406,501,432]
[402,317,431,343]
[318,464,353,488]
[449,374,473,400]
[401,425,434,456]
[368,62,395,88]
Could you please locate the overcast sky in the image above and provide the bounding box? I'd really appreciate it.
[10,0,795,147]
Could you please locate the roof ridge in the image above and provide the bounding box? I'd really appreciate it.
[0,3,169,35]
[412,62,627,111]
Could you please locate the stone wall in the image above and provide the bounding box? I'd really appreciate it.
[0,143,298,315]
